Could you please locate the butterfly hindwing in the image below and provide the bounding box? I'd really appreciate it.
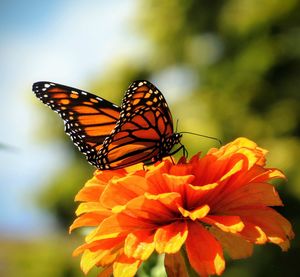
[33,82,121,166]
[96,80,175,169]
[121,80,173,128]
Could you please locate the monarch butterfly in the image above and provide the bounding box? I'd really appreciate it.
[32,80,183,169]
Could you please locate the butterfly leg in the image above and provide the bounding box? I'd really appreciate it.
[170,156,176,165]
[182,144,188,158]
[169,143,188,158]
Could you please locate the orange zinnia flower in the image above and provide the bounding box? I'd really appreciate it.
[70,137,294,277]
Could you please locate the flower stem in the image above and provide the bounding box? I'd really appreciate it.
[180,246,199,277]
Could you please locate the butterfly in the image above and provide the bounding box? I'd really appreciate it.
[32,80,183,170]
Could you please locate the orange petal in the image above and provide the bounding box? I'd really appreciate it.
[215,182,283,212]
[88,213,156,241]
[190,152,248,189]
[162,174,195,194]
[209,137,267,168]
[237,148,265,168]
[184,182,219,208]
[100,175,150,208]
[177,155,188,164]
[164,252,189,277]
[69,213,109,233]
[239,223,267,244]
[125,192,182,222]
[210,226,253,259]
[80,249,102,274]
[220,165,285,194]
[73,236,125,256]
[178,205,210,221]
[265,168,286,180]
[219,164,266,192]
[169,162,193,176]
[230,137,259,150]
[113,254,141,277]
[201,215,244,233]
[236,207,294,245]
[219,159,244,182]
[250,167,286,183]
[75,186,103,202]
[154,222,188,254]
[94,169,127,183]
[124,230,155,260]
[80,248,119,274]
[97,265,113,277]
[75,202,109,216]
[145,161,171,193]
[191,154,221,186]
[85,175,104,187]
[186,222,225,276]
[278,239,291,251]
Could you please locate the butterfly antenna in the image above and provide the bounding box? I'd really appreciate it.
[175,119,179,133]
[179,131,222,146]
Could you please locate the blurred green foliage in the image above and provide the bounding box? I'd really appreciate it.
[38,158,94,229]
[1,236,81,277]
[12,0,300,276]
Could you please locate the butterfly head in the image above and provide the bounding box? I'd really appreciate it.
[171,132,182,144]
[165,132,182,151]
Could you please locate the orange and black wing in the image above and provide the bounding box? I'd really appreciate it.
[120,80,173,129]
[96,80,175,169]
[32,82,120,166]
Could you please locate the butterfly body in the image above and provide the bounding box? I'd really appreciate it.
[33,80,182,169]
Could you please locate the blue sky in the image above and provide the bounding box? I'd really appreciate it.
[0,0,138,237]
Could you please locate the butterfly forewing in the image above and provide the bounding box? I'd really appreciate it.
[33,82,120,166]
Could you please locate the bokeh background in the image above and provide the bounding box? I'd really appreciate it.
[1,0,299,276]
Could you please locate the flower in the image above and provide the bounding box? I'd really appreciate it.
[70,137,294,277]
